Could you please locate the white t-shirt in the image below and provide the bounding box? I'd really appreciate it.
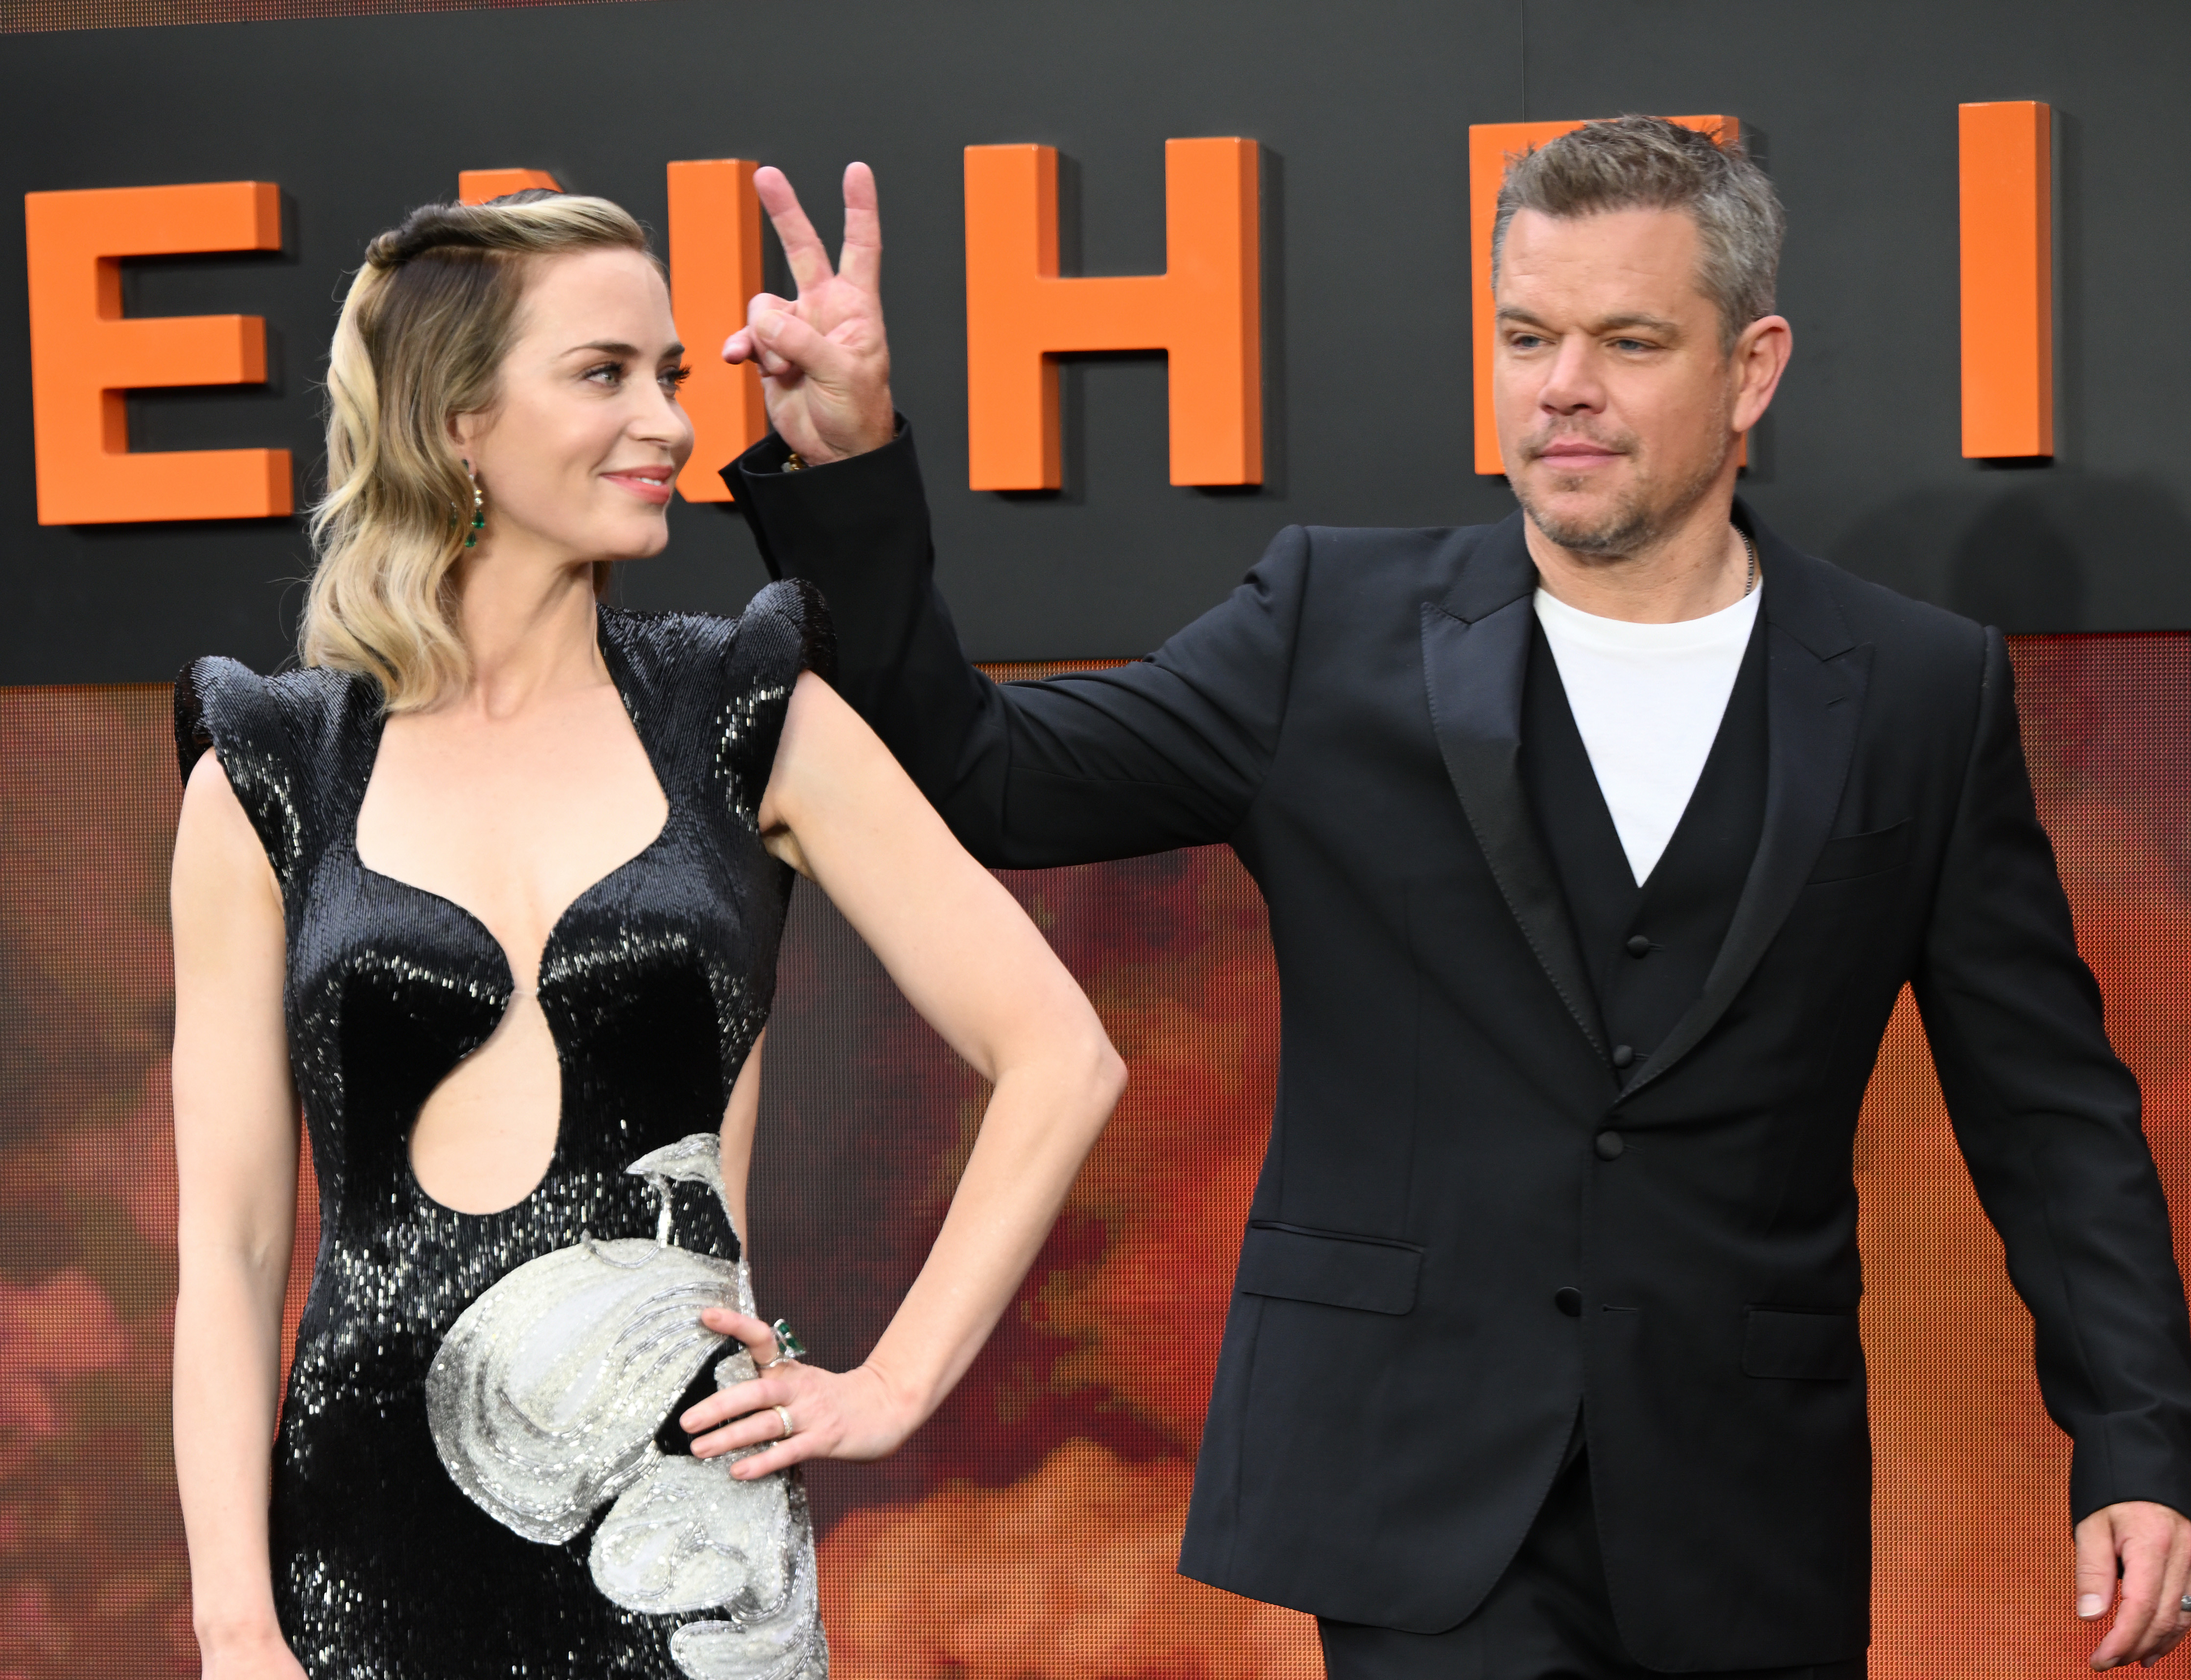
[1532,583,1763,886]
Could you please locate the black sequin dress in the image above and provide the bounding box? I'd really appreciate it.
[174,582,834,1680]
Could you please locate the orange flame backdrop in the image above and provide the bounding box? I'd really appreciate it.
[0,634,2185,1675]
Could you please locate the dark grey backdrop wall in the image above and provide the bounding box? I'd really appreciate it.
[2,0,2186,682]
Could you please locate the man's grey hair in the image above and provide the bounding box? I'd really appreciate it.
[1491,116,1785,352]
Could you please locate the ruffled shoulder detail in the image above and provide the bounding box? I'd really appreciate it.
[738,577,836,686]
[174,657,373,901]
[709,580,835,829]
[596,584,836,821]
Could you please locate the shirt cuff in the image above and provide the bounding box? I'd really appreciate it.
[722,418,925,584]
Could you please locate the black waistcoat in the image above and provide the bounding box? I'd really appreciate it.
[1519,609,1769,1077]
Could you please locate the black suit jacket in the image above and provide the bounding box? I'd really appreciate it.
[730,429,2191,1671]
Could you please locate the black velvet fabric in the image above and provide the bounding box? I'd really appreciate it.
[173,582,831,1679]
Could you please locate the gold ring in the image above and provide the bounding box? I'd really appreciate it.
[772,1403,794,1441]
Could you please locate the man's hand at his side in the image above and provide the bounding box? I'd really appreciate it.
[721,163,896,465]
[2079,1500,2191,1668]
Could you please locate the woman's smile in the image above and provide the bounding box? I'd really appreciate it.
[601,464,675,505]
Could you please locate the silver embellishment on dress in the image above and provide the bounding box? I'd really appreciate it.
[423,1234,733,1541]
[426,1133,827,1680]
[667,1483,825,1680]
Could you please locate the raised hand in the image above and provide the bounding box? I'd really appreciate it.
[721,163,896,465]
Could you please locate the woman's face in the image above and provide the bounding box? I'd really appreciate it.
[455,246,695,567]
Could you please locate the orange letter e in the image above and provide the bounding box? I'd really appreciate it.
[25,181,290,525]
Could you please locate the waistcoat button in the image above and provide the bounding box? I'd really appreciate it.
[1610,1044,1636,1069]
[1554,1287,1583,1317]
[1595,1130,1625,1161]
[1625,934,1652,957]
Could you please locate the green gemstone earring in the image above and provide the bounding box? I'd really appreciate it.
[463,461,485,548]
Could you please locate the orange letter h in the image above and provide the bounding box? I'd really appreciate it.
[963,139,1261,491]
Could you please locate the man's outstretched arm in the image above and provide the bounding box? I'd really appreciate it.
[731,423,1306,867]
[720,164,1299,868]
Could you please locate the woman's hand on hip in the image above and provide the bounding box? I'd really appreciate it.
[681,1308,921,1477]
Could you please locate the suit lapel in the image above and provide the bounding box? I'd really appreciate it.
[1621,526,1871,1100]
[1421,516,1606,1057]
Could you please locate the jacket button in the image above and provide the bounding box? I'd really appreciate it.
[1554,1287,1582,1317]
[1625,934,1651,957]
[1611,1044,1636,1069]
[1595,1130,1625,1161]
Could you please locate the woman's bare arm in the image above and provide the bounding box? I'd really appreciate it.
[683,671,1126,1471]
[170,753,308,1677]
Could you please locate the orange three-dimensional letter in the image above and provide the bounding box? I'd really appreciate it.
[1959,102,2053,459]
[963,138,1261,491]
[25,181,290,525]
[666,160,765,502]
[458,169,562,204]
[1469,117,1734,476]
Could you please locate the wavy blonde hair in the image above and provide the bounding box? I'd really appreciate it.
[302,191,658,712]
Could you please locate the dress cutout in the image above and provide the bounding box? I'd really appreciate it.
[174,583,834,1680]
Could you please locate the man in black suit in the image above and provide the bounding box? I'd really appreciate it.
[716,119,2191,1675]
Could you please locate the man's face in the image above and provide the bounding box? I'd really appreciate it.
[1493,205,1745,558]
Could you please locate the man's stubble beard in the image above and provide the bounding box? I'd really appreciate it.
[1512,413,1736,563]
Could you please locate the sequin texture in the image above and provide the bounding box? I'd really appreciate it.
[174,582,834,1679]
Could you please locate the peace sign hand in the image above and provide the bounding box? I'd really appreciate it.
[721,163,897,466]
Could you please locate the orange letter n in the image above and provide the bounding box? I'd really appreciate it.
[25,181,290,525]
[963,139,1260,491]
[458,169,561,204]
[666,159,766,502]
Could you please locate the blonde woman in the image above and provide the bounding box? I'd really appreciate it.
[168,191,1123,1680]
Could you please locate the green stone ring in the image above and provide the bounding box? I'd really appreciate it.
[766,1318,807,1365]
